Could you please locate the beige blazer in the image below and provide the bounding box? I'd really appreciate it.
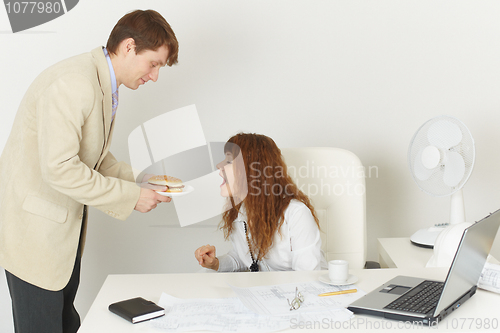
[0,47,141,291]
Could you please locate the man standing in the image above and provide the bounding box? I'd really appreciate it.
[0,10,179,333]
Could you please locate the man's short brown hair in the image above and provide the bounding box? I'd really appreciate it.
[106,9,179,66]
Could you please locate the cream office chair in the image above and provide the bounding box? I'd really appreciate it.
[281,147,370,269]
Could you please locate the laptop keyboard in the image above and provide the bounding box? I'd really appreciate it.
[384,281,444,315]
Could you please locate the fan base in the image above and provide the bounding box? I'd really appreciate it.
[410,225,448,249]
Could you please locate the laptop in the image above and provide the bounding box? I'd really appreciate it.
[348,208,500,325]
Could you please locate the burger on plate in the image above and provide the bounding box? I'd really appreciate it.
[148,175,184,193]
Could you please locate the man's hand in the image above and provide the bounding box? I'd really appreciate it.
[194,244,219,271]
[134,187,171,213]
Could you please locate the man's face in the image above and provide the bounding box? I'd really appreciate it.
[120,45,169,90]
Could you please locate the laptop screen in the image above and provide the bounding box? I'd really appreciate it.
[434,210,500,316]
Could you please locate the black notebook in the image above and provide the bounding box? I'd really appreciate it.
[108,297,165,324]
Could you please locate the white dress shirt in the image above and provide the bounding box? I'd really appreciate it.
[217,200,326,272]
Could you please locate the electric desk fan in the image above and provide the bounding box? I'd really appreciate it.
[407,115,475,248]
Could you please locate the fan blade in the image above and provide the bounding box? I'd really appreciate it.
[421,145,441,169]
[414,149,435,181]
[443,152,465,187]
[427,120,462,149]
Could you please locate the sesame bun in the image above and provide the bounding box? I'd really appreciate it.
[148,175,184,188]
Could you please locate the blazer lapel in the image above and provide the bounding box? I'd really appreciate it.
[91,47,113,168]
[92,47,113,148]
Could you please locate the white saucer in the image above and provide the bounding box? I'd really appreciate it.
[156,185,194,197]
[319,273,358,286]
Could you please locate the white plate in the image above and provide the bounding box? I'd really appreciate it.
[156,185,194,197]
[319,273,358,286]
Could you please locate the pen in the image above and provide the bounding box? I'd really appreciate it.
[318,289,357,297]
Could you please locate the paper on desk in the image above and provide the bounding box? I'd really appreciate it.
[230,280,365,316]
[478,262,500,293]
[150,292,353,332]
[151,293,290,332]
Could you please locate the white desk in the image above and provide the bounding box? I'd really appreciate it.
[378,238,500,269]
[378,238,432,268]
[78,268,500,332]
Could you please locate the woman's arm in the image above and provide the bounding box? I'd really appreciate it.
[217,249,248,272]
[195,244,248,272]
[287,203,324,270]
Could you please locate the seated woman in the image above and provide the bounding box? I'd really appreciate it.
[194,133,325,272]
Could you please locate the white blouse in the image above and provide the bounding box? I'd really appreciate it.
[217,200,326,272]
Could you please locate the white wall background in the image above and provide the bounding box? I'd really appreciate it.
[2,0,500,330]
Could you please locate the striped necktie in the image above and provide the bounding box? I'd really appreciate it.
[111,89,119,122]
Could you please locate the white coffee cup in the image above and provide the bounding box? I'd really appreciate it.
[328,259,349,283]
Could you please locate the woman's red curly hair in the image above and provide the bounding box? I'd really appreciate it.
[220,133,319,261]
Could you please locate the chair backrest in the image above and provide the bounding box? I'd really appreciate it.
[281,147,367,269]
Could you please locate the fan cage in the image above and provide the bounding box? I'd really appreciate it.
[408,115,475,197]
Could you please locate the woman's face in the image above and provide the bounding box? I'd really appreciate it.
[217,152,236,197]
